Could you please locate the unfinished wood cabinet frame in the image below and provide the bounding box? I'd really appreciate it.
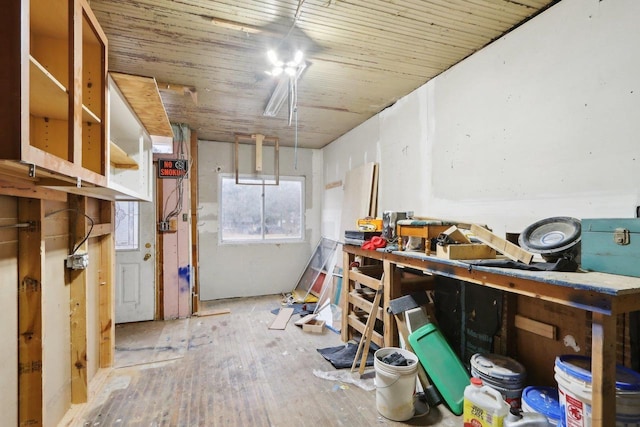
[0,0,108,189]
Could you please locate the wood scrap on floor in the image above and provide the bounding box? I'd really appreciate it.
[294,313,317,326]
[303,319,326,333]
[269,307,295,330]
[195,308,231,317]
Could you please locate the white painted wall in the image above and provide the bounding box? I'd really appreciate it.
[323,0,640,240]
[198,141,322,300]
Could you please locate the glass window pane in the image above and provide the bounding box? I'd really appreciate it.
[219,175,304,243]
[264,180,302,239]
[220,177,262,241]
[115,201,139,250]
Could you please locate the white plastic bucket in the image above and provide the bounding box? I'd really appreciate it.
[554,355,640,427]
[471,353,527,409]
[374,347,419,421]
[521,386,561,426]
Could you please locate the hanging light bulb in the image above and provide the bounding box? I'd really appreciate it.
[293,50,303,65]
[266,49,304,76]
[267,50,282,67]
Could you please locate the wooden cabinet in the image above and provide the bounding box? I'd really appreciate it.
[105,73,162,201]
[0,0,107,187]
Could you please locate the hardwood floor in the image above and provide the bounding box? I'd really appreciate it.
[60,295,461,426]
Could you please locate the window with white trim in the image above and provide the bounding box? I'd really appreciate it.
[219,175,304,243]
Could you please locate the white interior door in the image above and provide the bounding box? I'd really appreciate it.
[115,200,156,323]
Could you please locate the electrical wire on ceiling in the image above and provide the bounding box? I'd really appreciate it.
[290,76,299,170]
[44,208,95,255]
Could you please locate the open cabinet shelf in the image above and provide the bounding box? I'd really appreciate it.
[109,141,139,170]
[29,56,68,120]
[0,0,108,189]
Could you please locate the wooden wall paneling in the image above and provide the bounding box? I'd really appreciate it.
[190,130,199,314]
[68,195,88,403]
[0,176,68,202]
[98,200,114,367]
[85,238,100,381]
[516,295,587,386]
[18,198,44,426]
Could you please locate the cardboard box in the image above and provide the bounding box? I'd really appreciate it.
[436,244,496,260]
[302,319,326,333]
[581,218,640,277]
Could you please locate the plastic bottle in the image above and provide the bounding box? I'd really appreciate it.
[503,407,551,427]
[464,377,510,427]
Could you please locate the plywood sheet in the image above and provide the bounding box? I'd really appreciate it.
[516,295,586,386]
[110,72,173,138]
[269,307,294,330]
[339,162,378,243]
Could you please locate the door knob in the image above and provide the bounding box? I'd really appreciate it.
[143,253,151,261]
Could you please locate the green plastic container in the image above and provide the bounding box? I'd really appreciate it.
[581,218,640,277]
[408,323,470,415]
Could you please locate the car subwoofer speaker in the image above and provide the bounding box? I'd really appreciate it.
[382,211,407,240]
[518,216,581,261]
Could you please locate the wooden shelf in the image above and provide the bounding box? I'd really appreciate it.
[109,141,139,170]
[82,105,101,124]
[110,72,173,138]
[29,56,68,120]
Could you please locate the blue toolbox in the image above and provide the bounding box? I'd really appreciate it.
[581,218,640,277]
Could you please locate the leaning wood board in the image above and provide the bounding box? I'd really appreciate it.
[339,162,378,244]
[269,307,295,330]
[470,224,534,264]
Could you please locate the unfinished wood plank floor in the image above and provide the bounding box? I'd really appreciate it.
[62,295,461,426]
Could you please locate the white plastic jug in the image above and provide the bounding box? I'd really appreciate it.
[464,377,510,427]
[504,408,551,427]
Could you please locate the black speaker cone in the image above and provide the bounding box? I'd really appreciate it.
[519,217,581,261]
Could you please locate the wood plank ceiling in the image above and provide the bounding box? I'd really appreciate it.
[90,0,558,149]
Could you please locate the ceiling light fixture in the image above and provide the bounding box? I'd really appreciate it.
[263,50,306,118]
[265,49,304,77]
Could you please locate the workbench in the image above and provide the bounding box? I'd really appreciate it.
[341,244,640,427]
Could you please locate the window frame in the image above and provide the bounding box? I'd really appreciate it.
[218,173,305,245]
[114,201,140,252]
